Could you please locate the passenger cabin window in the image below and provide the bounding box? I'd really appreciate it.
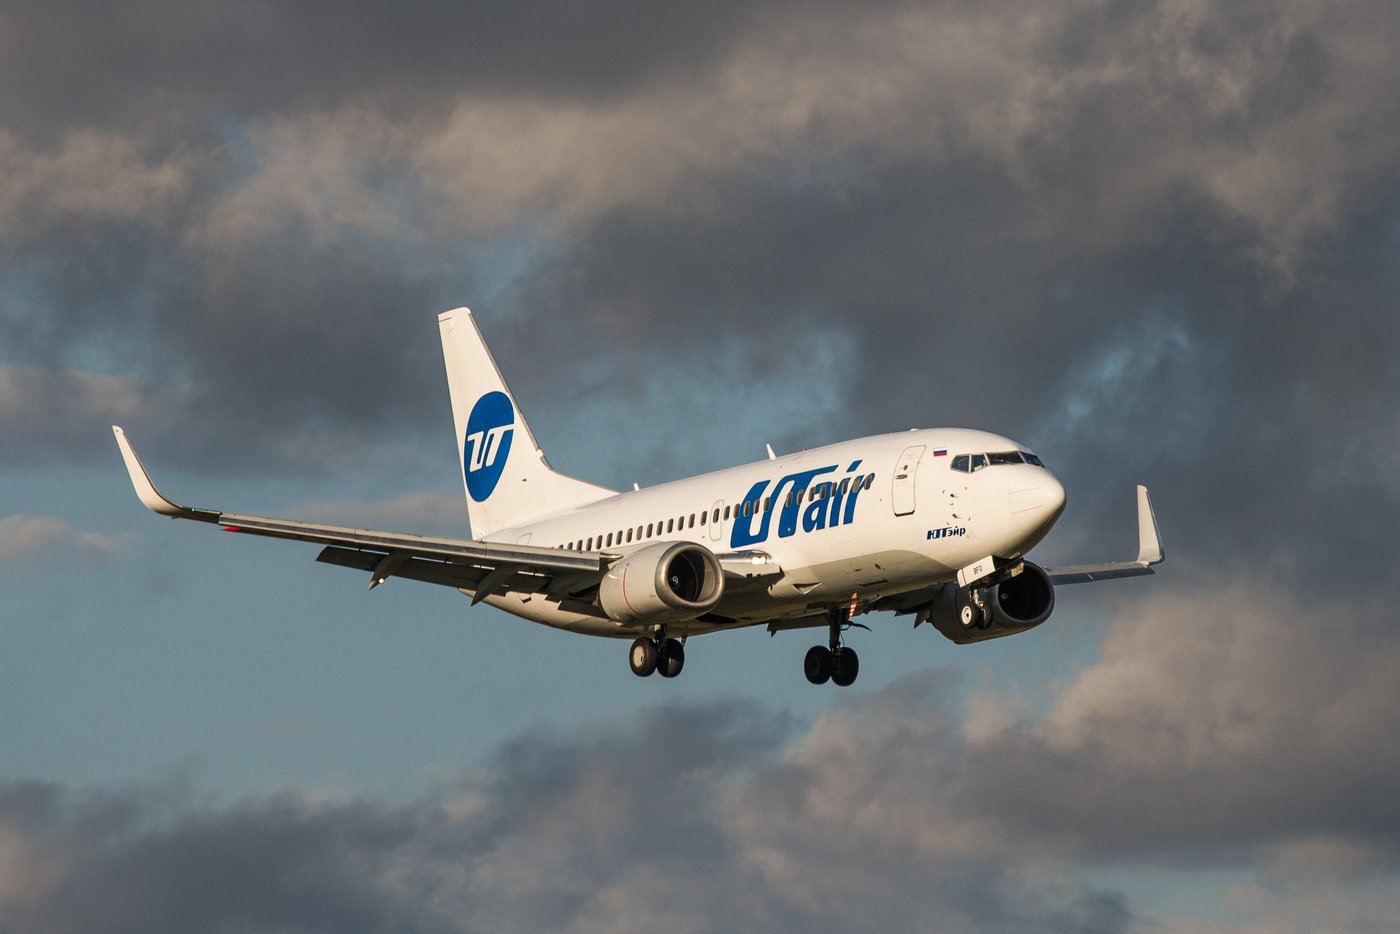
[606,532,613,547]
[689,514,696,528]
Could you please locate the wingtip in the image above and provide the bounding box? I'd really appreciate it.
[1135,485,1164,565]
[112,426,186,517]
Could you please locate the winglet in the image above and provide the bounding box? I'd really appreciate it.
[111,426,189,517]
[1135,484,1164,565]
[1045,485,1164,585]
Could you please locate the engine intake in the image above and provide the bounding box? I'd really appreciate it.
[929,561,1056,645]
[599,541,725,624]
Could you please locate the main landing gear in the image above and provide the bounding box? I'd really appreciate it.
[629,632,685,679]
[804,606,861,687]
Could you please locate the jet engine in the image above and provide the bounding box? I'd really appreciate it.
[928,561,1056,645]
[599,541,725,624]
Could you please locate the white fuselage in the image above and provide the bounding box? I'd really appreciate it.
[480,428,1066,637]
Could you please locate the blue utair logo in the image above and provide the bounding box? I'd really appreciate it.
[730,460,873,549]
[464,391,515,502]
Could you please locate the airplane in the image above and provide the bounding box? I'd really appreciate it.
[113,307,1163,687]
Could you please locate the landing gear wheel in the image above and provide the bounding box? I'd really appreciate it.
[629,638,658,677]
[804,645,833,685]
[657,638,685,678]
[959,602,983,630]
[831,646,859,687]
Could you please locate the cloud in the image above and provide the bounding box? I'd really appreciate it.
[0,700,1137,934]
[289,491,470,535]
[0,366,195,465]
[0,514,129,568]
[3,0,1397,497]
[3,4,1400,926]
[955,580,1400,861]
[3,597,1397,934]
[0,131,194,247]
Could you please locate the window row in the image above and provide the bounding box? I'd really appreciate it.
[553,473,876,552]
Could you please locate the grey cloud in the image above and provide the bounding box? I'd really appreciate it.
[0,699,1143,934]
[5,0,1398,492]
[0,513,128,567]
[0,0,772,138]
[5,630,1398,934]
[954,583,1400,862]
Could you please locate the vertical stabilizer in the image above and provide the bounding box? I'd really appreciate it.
[439,308,616,539]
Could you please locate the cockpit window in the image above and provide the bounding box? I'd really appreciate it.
[951,451,1043,472]
[950,453,990,473]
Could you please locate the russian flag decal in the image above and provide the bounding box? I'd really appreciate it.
[933,449,948,457]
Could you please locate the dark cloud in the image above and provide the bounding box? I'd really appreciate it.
[5,658,1398,933]
[6,5,1400,926]
[0,0,776,138]
[0,698,1142,934]
[4,0,1398,493]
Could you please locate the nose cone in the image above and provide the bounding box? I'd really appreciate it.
[1009,472,1067,544]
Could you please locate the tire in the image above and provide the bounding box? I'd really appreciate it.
[657,638,685,678]
[831,647,859,687]
[629,638,658,677]
[804,645,832,685]
[959,602,982,629]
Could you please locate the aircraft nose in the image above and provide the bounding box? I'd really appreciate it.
[1009,472,1067,540]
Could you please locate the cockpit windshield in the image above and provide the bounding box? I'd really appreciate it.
[949,450,1045,473]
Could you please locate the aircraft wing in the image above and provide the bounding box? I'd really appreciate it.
[1044,485,1165,584]
[113,426,609,605]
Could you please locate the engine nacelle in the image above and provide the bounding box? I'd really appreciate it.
[598,541,725,624]
[928,561,1056,645]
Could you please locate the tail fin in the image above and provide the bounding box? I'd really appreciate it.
[439,308,616,539]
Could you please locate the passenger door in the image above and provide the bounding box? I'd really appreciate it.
[891,445,925,516]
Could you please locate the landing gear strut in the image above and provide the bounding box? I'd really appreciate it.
[804,606,860,687]
[629,632,685,679]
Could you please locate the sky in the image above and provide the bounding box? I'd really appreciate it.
[2,0,1400,930]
